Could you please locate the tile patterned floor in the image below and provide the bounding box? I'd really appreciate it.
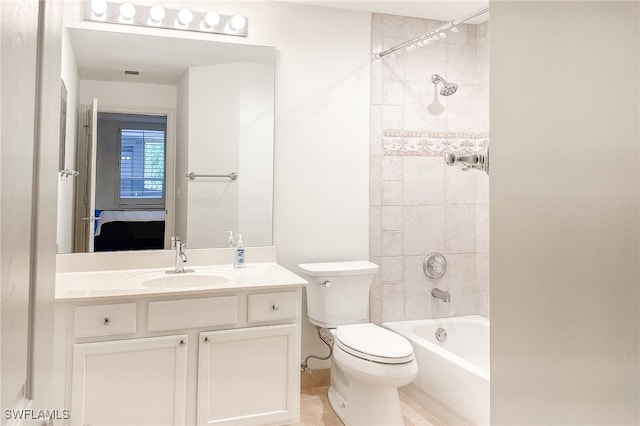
[297,370,445,426]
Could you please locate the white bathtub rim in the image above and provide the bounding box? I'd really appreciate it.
[383,315,490,383]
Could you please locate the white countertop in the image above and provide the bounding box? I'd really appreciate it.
[55,262,307,301]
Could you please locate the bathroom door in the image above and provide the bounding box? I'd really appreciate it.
[75,98,98,252]
[86,98,98,252]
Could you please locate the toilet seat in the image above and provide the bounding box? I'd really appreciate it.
[336,323,414,364]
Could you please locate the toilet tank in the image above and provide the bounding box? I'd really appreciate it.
[298,261,379,328]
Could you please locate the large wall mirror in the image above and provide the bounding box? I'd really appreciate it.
[56,27,275,253]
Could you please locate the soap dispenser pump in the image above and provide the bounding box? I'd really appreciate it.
[226,231,235,248]
[233,235,245,268]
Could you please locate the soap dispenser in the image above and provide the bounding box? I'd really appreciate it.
[226,231,235,248]
[233,235,245,268]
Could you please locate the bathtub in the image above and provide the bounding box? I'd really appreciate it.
[384,315,489,426]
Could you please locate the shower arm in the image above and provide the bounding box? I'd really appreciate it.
[376,5,489,59]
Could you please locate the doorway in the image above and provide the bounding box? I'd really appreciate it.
[74,107,175,252]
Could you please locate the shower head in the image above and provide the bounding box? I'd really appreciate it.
[432,74,458,96]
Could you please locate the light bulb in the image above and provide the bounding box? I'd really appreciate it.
[230,14,246,30]
[148,5,165,24]
[177,8,193,26]
[119,2,136,21]
[90,0,108,17]
[203,11,220,28]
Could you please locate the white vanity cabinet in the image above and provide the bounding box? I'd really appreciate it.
[53,286,302,426]
[71,335,188,426]
[197,324,297,425]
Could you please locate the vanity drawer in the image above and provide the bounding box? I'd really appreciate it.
[248,292,298,323]
[147,296,238,331]
[74,303,137,338]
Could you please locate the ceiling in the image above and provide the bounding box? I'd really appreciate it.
[68,28,274,85]
[285,1,489,23]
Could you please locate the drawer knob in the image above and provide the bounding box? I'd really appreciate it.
[103,317,110,325]
[272,304,280,311]
[179,339,186,346]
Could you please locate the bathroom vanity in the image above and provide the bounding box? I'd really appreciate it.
[53,247,306,426]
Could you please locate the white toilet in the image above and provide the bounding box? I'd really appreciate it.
[298,261,418,426]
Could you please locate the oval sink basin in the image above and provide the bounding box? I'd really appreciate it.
[135,271,230,288]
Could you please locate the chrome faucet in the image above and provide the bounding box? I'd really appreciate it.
[171,236,188,273]
[431,288,451,303]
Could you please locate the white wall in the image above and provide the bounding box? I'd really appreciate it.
[57,27,80,253]
[185,62,274,248]
[491,2,639,424]
[78,79,177,110]
[175,72,189,241]
[186,64,240,248]
[236,2,372,365]
[238,62,274,247]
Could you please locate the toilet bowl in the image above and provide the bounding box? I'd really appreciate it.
[331,323,417,425]
[298,261,418,426]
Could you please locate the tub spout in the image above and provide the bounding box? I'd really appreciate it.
[431,288,451,303]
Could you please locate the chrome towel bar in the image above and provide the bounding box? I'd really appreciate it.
[186,172,238,181]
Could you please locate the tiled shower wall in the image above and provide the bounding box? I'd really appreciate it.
[369,14,489,323]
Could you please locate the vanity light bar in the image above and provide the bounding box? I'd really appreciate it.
[84,0,248,37]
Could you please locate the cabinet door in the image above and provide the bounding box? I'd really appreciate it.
[71,335,188,426]
[197,324,298,425]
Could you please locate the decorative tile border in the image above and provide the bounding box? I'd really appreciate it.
[381,131,489,156]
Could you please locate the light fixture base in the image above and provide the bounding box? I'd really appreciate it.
[83,0,248,37]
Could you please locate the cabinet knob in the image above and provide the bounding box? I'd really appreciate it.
[204,336,210,343]
[179,339,186,346]
[103,317,110,325]
[272,304,280,311]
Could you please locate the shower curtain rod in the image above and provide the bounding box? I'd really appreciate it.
[375,5,489,58]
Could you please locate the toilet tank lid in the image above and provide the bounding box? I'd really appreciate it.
[298,260,379,277]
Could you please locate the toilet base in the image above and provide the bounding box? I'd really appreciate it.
[327,385,347,423]
[344,379,404,426]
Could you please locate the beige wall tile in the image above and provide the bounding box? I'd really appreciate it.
[404,206,446,254]
[382,180,403,205]
[381,256,404,281]
[381,231,404,256]
[383,79,405,105]
[382,155,404,180]
[404,156,446,205]
[445,206,476,253]
[445,163,477,205]
[381,206,404,231]
[476,205,489,254]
